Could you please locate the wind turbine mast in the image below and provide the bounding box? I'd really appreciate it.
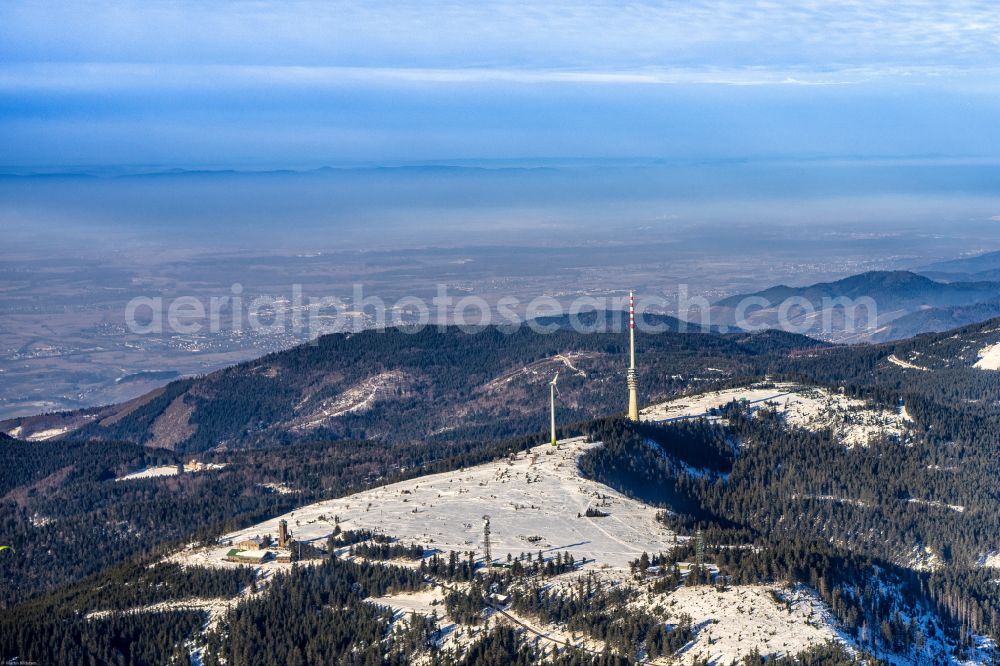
[627,290,639,421]
[550,372,559,446]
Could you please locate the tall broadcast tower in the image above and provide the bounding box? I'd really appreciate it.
[550,372,559,446]
[627,289,639,421]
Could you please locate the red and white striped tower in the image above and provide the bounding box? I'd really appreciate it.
[627,290,639,420]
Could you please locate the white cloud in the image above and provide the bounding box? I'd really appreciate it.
[2,1,1000,75]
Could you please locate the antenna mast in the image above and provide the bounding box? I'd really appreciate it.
[627,289,639,421]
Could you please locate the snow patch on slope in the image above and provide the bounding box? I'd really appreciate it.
[116,465,179,481]
[888,354,930,371]
[642,382,911,447]
[973,343,1000,370]
[652,584,841,663]
[292,370,411,430]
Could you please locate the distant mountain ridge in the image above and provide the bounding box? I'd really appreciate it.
[0,164,563,180]
[712,270,1000,342]
[716,270,1000,308]
[918,250,1000,283]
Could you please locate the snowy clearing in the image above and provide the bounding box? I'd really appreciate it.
[973,343,1000,370]
[115,460,226,482]
[371,587,447,617]
[907,498,965,513]
[258,481,297,494]
[24,426,72,441]
[479,352,598,393]
[173,437,678,573]
[86,596,231,622]
[641,382,911,447]
[292,370,411,430]
[116,465,179,481]
[888,354,930,371]
[647,584,841,663]
[977,551,1000,569]
[373,578,845,664]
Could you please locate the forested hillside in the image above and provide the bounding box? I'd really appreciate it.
[2,315,824,451]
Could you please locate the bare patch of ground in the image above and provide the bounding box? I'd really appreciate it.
[148,394,197,450]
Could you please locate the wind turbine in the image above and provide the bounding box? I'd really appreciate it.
[550,372,559,446]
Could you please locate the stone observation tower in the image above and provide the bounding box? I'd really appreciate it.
[278,519,289,548]
[482,515,492,565]
[627,289,639,421]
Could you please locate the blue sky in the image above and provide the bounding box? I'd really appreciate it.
[3,1,1000,167]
